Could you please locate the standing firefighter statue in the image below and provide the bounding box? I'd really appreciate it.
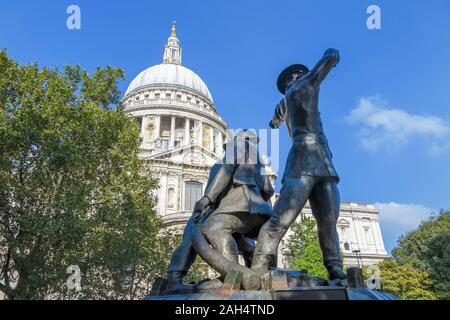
[251,48,347,287]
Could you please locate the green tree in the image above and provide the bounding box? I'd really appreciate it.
[424,233,450,299]
[287,215,328,279]
[378,259,437,300]
[392,210,450,299]
[0,50,171,299]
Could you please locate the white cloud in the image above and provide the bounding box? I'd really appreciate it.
[375,202,436,253]
[346,96,449,153]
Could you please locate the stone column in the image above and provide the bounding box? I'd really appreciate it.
[209,126,214,152]
[217,131,223,156]
[170,116,176,148]
[184,118,190,146]
[146,116,153,144]
[141,116,148,143]
[198,121,203,146]
[154,115,161,141]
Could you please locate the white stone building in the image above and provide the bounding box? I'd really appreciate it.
[122,23,389,268]
[278,202,389,268]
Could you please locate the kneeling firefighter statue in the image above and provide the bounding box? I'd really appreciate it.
[165,130,269,293]
[191,130,275,290]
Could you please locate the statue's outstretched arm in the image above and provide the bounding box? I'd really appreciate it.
[306,48,340,86]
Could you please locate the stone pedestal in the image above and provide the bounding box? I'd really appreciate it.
[147,268,397,300]
[146,287,396,300]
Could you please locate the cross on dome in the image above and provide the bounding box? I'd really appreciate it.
[171,20,177,36]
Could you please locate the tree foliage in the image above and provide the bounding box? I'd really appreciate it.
[378,259,437,300]
[392,210,450,299]
[0,50,172,299]
[287,215,328,279]
[424,233,450,299]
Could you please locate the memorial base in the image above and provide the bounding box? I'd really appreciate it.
[145,287,396,300]
[146,268,397,300]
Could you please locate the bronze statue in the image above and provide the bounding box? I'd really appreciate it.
[190,130,274,290]
[166,157,258,294]
[154,49,400,299]
[250,48,347,285]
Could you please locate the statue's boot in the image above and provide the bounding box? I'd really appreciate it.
[165,272,195,294]
[326,262,347,281]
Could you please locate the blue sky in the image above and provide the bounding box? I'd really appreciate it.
[1,0,449,254]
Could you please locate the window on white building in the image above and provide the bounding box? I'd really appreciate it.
[185,181,203,212]
[364,226,374,244]
[362,218,374,244]
[167,188,176,209]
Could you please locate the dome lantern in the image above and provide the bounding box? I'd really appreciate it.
[163,21,182,65]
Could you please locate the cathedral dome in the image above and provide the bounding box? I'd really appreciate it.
[122,21,228,163]
[125,64,213,102]
[124,22,213,103]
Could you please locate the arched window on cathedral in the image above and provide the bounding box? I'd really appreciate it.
[167,188,176,209]
[184,181,203,212]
